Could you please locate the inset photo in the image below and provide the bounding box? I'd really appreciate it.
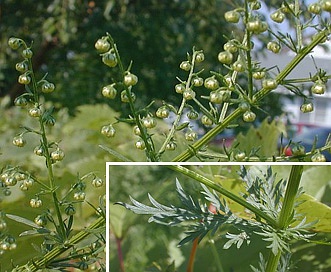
[108,164,331,272]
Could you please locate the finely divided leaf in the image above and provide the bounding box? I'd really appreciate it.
[116,196,171,215]
[116,195,179,225]
[201,184,222,211]
[148,193,174,212]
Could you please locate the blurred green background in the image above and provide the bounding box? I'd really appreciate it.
[1,0,285,118]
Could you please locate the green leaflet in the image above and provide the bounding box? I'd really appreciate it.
[214,167,331,232]
[6,214,41,229]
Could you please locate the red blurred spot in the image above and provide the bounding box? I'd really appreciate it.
[284,147,292,156]
[208,203,217,214]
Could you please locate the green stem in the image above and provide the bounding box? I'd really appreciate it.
[13,38,106,271]
[192,97,215,122]
[266,251,282,272]
[28,45,66,239]
[294,0,303,51]
[218,65,239,123]
[197,139,331,161]
[40,118,66,240]
[22,40,39,103]
[172,108,243,162]
[39,121,55,185]
[253,29,329,102]
[158,97,186,155]
[173,29,329,162]
[167,165,278,228]
[246,41,254,100]
[218,101,229,123]
[158,49,205,156]
[18,216,105,271]
[107,33,158,161]
[244,0,254,100]
[265,165,303,272]
[277,165,303,229]
[283,77,320,84]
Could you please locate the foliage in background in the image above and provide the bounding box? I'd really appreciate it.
[1,0,284,118]
[2,0,229,110]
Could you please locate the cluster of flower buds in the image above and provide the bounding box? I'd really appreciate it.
[0,168,34,192]
[9,37,59,158]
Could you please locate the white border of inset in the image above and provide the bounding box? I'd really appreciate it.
[105,161,331,270]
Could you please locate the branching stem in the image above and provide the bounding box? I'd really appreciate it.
[168,165,278,228]
[172,108,244,162]
[277,165,303,229]
[172,28,329,162]
[13,40,106,271]
[265,165,303,271]
[16,216,105,271]
[24,38,66,240]
[106,33,158,161]
[158,49,205,156]
[158,97,186,155]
